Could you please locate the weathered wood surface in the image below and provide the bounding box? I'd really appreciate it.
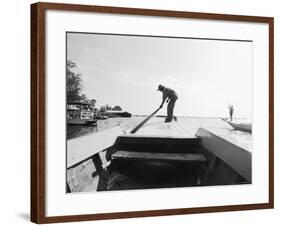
[130,119,196,138]
[116,120,200,155]
[116,135,200,146]
[67,126,123,168]
[112,150,207,163]
[67,159,98,193]
[130,107,161,134]
[196,128,252,182]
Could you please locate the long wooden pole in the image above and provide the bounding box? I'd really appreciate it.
[130,107,162,134]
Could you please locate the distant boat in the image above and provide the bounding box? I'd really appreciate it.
[67,101,97,126]
[225,120,252,133]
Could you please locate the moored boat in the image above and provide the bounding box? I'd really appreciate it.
[67,101,98,126]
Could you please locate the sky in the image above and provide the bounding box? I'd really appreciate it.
[67,32,252,118]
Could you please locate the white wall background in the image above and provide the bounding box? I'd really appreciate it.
[0,0,279,225]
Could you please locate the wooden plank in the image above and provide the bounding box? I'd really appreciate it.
[66,159,96,193]
[196,128,252,182]
[112,150,207,163]
[116,135,200,146]
[91,154,110,191]
[67,126,124,168]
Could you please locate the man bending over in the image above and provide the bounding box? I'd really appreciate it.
[157,84,178,123]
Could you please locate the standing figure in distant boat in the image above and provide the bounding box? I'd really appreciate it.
[157,84,178,123]
[228,104,234,121]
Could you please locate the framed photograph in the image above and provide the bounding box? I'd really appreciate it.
[31,2,274,223]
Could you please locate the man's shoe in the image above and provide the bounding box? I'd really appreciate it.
[164,118,172,123]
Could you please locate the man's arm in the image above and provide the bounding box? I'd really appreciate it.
[159,98,166,108]
[160,92,168,108]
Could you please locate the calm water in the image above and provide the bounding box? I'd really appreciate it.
[67,116,252,151]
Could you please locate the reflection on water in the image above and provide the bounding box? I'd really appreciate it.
[67,125,97,140]
[67,118,131,140]
[67,116,252,151]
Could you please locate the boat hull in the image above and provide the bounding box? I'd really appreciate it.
[225,120,252,133]
[196,128,252,182]
[66,121,251,193]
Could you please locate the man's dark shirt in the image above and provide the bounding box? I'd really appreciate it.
[162,87,178,101]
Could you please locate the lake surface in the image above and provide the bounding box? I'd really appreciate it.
[67,116,252,151]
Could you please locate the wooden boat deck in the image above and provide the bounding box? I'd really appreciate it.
[67,118,252,192]
[115,120,201,154]
[67,120,197,169]
[130,119,196,138]
[112,150,207,163]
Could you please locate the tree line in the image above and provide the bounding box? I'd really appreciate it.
[66,60,86,102]
[67,60,122,111]
[100,105,122,112]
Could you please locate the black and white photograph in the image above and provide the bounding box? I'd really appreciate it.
[66,32,252,193]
